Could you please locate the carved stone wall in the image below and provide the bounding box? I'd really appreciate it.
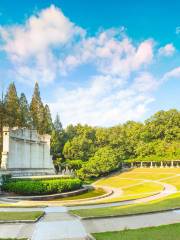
[0,127,55,176]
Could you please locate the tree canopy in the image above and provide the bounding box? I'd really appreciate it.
[0,82,179,179]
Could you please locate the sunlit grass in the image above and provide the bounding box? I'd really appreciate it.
[0,211,43,221]
[160,176,180,190]
[71,192,180,218]
[93,223,180,240]
[49,188,106,201]
[95,177,142,188]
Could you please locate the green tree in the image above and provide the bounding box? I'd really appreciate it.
[19,93,32,128]
[4,82,20,127]
[63,135,95,161]
[77,146,120,179]
[143,109,180,141]
[30,82,44,133]
[66,159,83,172]
[54,114,63,132]
[42,104,53,134]
[51,114,66,170]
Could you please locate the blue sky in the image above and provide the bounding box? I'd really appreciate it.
[0,1,180,126]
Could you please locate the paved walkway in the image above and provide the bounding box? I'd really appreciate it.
[0,207,180,239]
[82,210,180,233]
[0,222,35,239]
[0,207,89,239]
[31,207,89,240]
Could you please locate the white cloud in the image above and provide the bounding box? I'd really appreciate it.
[158,43,175,57]
[132,72,159,92]
[0,5,84,59]
[60,32,154,78]
[176,26,180,35]
[49,72,157,126]
[0,5,177,126]
[162,66,180,81]
[0,4,84,84]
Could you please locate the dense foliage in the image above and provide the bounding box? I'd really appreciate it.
[2,178,82,195]
[0,82,180,179]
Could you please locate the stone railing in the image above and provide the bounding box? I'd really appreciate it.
[122,160,180,168]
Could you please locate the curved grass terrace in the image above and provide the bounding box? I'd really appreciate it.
[93,223,180,240]
[69,168,180,217]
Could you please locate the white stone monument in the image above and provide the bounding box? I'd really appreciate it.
[0,127,55,176]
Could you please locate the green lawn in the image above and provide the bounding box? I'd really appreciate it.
[92,168,180,204]
[160,176,180,190]
[93,181,163,204]
[0,211,44,221]
[50,188,106,201]
[71,192,180,218]
[93,223,180,240]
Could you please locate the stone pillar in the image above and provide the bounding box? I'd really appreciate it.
[1,152,8,169]
[1,127,10,169]
[150,161,153,168]
[171,161,174,168]
[140,162,143,168]
[131,162,133,168]
[160,161,163,168]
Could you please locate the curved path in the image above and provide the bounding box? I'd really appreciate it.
[68,181,177,210]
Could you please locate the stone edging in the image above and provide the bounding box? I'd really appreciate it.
[87,234,96,240]
[0,211,45,224]
[69,190,162,207]
[5,186,90,201]
[79,207,180,220]
[54,187,113,204]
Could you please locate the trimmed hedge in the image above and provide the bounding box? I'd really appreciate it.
[2,178,82,195]
[13,175,71,181]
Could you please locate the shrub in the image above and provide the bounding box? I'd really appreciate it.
[2,178,82,195]
[77,146,120,179]
[1,174,12,183]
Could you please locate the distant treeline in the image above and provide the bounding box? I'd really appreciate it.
[0,82,180,179]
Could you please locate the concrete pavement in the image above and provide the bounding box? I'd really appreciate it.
[0,222,35,239]
[82,210,180,233]
[31,207,89,240]
[0,207,180,239]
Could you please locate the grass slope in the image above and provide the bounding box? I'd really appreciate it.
[93,223,180,240]
[71,192,180,218]
[0,211,43,221]
[50,188,106,201]
[92,168,180,203]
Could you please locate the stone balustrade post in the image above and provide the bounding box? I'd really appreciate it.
[171,161,174,168]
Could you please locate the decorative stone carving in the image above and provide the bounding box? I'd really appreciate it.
[1,127,55,176]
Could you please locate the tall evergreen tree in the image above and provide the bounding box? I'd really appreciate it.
[54,114,63,132]
[4,82,20,127]
[42,104,53,134]
[51,114,65,163]
[30,82,44,133]
[19,93,32,128]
